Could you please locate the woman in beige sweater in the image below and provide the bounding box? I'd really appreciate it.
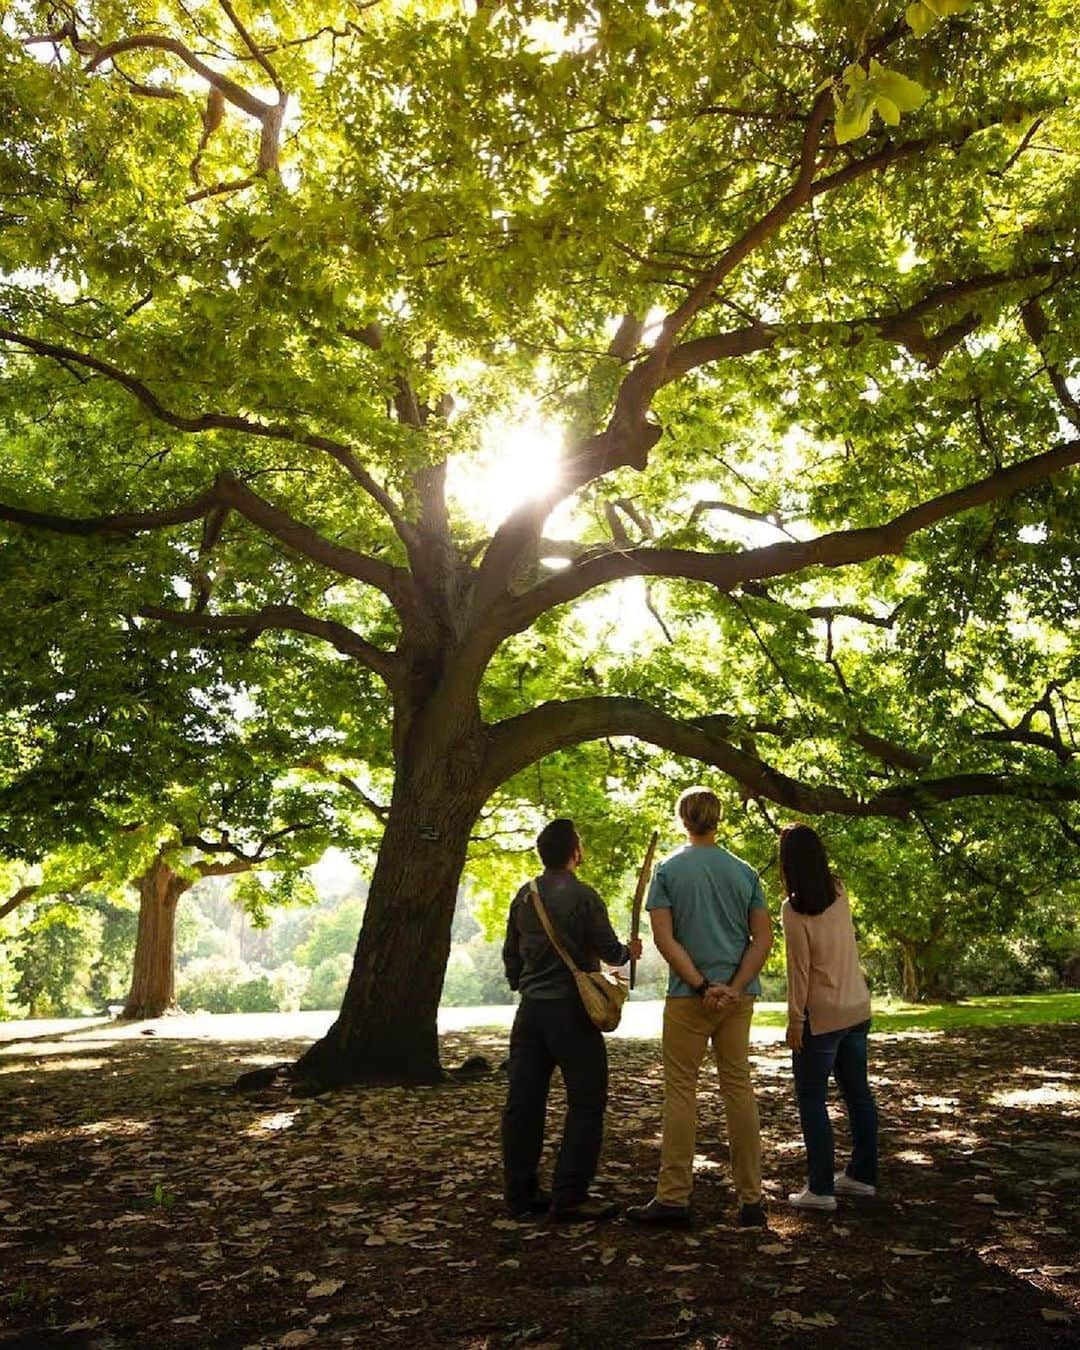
[781,823,878,1212]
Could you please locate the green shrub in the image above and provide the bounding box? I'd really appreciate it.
[233,972,277,1013]
[270,962,310,1013]
[301,952,352,1009]
[177,957,250,1013]
[296,898,365,969]
[14,901,104,1017]
[178,957,314,1013]
[0,920,26,1019]
[441,946,485,1006]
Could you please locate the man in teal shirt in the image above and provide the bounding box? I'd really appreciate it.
[628,787,772,1228]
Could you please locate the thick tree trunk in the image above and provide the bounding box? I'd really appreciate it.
[296,738,485,1086]
[121,858,190,1019]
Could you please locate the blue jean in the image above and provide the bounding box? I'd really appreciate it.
[792,1018,877,1195]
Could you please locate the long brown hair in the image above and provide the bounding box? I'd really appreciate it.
[780,823,836,916]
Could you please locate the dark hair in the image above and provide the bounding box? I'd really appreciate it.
[779,823,837,916]
[537,818,580,869]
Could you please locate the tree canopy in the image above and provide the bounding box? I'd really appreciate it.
[1,0,1077,1079]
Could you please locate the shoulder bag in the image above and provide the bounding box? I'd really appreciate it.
[528,878,628,1032]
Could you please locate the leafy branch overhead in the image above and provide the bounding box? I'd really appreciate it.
[21,0,290,198]
[830,1,971,144]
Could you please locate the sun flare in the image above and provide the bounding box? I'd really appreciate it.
[447,409,565,533]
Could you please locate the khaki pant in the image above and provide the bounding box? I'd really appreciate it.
[656,995,762,1206]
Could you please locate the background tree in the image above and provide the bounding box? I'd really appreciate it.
[0,607,342,1017]
[0,0,1077,1082]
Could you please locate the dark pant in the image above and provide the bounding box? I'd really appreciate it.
[792,1018,878,1195]
[502,996,608,1207]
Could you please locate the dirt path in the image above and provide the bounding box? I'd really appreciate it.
[1,1021,1077,1348]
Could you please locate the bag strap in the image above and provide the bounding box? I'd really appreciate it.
[528,878,581,974]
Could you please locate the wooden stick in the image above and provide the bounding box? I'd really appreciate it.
[629,830,659,991]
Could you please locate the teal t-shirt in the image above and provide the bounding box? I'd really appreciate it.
[646,844,767,997]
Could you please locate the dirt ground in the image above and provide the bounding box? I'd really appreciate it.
[1,1018,1077,1348]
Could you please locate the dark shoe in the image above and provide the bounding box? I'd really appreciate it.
[626,1198,692,1226]
[738,1200,768,1228]
[548,1194,618,1223]
[506,1189,552,1219]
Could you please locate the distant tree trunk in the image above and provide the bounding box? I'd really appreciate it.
[296,711,486,1086]
[897,937,954,1003]
[121,858,191,1019]
[900,942,921,1002]
[924,959,954,1002]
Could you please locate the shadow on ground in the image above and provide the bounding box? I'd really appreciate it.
[1,1021,1077,1348]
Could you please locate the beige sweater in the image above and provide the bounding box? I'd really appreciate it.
[782,881,871,1035]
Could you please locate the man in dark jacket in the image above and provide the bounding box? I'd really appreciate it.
[501,817,642,1221]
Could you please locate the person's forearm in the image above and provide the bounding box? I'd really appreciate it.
[728,934,772,995]
[786,970,808,1022]
[590,912,631,967]
[783,931,809,1021]
[599,932,632,966]
[656,935,706,990]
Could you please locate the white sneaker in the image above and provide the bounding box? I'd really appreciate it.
[834,1172,876,1197]
[787,1187,837,1211]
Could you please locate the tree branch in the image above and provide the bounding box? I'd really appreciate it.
[185,174,260,204]
[976,682,1077,764]
[0,328,405,526]
[0,870,102,921]
[25,14,287,175]
[193,504,229,611]
[483,697,1079,818]
[979,727,1076,762]
[0,471,401,600]
[471,89,835,605]
[0,884,40,923]
[665,261,1060,380]
[690,500,798,540]
[302,757,389,823]
[218,0,284,94]
[0,483,222,536]
[739,581,905,629]
[215,474,400,596]
[197,857,261,878]
[141,603,399,685]
[184,820,314,871]
[474,99,1032,605]
[498,439,1080,634]
[85,35,273,120]
[1021,297,1080,430]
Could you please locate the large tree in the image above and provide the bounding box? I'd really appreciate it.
[1,0,1077,1081]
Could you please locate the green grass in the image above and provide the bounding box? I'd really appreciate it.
[751,991,1080,1032]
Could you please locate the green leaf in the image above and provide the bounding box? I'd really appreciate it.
[926,0,972,16]
[835,61,928,141]
[906,1,937,36]
[876,95,902,126]
[835,90,874,144]
[874,67,929,113]
[908,0,970,37]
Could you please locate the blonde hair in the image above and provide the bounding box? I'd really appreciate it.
[677,787,721,836]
